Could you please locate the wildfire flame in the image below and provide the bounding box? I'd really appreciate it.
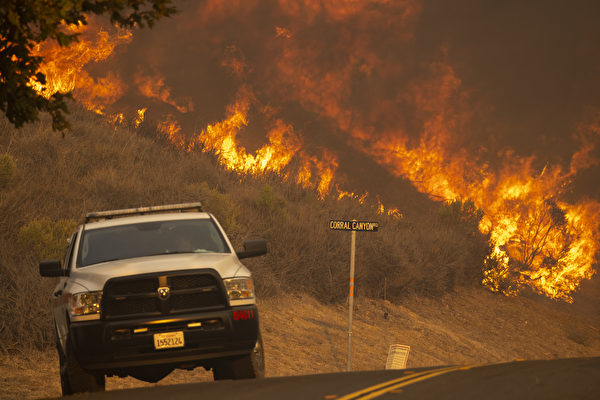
[369,133,599,301]
[30,21,132,115]
[355,64,600,302]
[134,73,193,113]
[134,108,147,128]
[28,2,599,303]
[159,87,339,198]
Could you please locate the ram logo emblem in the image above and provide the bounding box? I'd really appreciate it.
[157,286,171,300]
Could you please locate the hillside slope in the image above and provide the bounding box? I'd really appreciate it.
[1,288,599,399]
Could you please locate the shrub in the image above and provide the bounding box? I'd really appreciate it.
[255,185,286,218]
[18,218,78,261]
[438,199,484,233]
[194,182,241,233]
[0,218,77,350]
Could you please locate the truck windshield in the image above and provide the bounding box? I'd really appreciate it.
[77,219,230,267]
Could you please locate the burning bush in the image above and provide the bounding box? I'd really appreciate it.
[482,198,598,301]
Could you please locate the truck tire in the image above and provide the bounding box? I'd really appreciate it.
[129,366,173,383]
[58,337,105,395]
[213,332,265,380]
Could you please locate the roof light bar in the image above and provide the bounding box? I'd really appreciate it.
[85,202,203,223]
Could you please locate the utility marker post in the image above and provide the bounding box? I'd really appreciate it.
[329,219,379,372]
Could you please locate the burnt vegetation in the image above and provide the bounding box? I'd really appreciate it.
[0,106,491,351]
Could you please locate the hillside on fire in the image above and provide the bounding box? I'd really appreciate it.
[1,0,600,398]
[0,103,599,399]
[6,0,599,303]
[0,102,493,349]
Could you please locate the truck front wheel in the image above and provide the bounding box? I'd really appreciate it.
[58,337,105,395]
[213,333,265,380]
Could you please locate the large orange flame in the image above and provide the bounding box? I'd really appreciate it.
[134,72,194,113]
[157,88,339,198]
[359,66,600,301]
[31,21,132,115]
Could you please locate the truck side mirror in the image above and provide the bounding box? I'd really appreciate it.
[237,239,267,259]
[39,260,64,277]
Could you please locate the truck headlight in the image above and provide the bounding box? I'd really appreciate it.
[71,291,102,317]
[223,277,254,301]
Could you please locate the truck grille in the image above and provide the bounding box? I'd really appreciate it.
[101,270,228,320]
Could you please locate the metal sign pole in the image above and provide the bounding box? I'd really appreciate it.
[329,219,378,372]
[347,229,356,372]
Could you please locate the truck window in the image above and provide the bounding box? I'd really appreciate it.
[77,219,231,268]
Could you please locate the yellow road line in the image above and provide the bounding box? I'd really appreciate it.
[356,366,467,399]
[337,366,463,400]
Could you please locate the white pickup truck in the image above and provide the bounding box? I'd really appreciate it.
[39,203,267,395]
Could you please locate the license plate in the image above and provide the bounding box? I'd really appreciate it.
[154,331,185,350]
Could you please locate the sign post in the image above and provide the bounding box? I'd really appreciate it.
[348,229,355,373]
[329,219,379,371]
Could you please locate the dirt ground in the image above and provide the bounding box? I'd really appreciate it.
[1,288,599,399]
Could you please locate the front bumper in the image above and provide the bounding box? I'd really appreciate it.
[69,305,259,372]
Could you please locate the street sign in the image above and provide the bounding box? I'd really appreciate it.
[329,220,379,232]
[329,219,379,372]
[385,344,411,369]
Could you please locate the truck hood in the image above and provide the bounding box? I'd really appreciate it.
[68,253,248,292]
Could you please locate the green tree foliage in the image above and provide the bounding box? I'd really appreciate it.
[0,0,176,131]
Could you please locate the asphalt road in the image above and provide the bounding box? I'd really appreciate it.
[63,357,600,399]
